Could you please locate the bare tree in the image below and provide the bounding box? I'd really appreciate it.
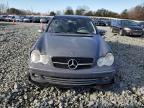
[0,3,8,14]
[65,7,74,15]
[121,3,144,20]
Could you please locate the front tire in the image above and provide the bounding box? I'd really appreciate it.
[110,27,114,33]
[119,29,125,36]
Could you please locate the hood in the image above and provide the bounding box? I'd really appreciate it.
[33,33,110,59]
[125,26,142,30]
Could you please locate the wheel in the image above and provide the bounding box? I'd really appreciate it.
[119,29,125,36]
[111,28,114,33]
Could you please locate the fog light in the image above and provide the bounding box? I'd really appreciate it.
[32,73,39,77]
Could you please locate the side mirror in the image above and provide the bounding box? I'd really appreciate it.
[98,29,106,36]
[40,18,47,23]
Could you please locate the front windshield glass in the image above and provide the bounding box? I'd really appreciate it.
[47,18,96,34]
[122,20,138,26]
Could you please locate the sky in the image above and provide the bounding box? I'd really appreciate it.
[0,0,143,13]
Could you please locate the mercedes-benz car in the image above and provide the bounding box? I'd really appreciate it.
[28,15,116,87]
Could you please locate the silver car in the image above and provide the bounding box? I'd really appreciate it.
[28,15,116,87]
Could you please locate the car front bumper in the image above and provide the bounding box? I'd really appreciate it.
[28,63,116,87]
[125,30,143,36]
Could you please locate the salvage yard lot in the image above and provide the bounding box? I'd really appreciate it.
[0,22,144,107]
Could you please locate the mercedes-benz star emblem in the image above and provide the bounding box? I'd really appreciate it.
[68,59,78,70]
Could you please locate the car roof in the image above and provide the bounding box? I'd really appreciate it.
[53,15,91,19]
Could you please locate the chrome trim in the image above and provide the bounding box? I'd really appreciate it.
[53,62,68,65]
[78,63,93,66]
[68,59,78,70]
[53,62,93,66]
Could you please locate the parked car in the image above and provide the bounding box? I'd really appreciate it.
[40,16,53,23]
[136,21,144,35]
[95,20,107,26]
[5,15,15,22]
[1,15,7,21]
[40,17,47,23]
[98,29,106,36]
[32,16,41,23]
[105,21,111,26]
[15,16,24,22]
[111,19,143,36]
[28,15,116,87]
[0,15,3,21]
[40,16,48,23]
[23,16,33,22]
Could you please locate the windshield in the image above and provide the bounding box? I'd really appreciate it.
[139,22,144,26]
[15,16,21,19]
[122,20,138,26]
[47,18,96,34]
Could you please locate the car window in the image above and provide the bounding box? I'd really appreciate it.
[47,18,96,35]
[122,20,137,26]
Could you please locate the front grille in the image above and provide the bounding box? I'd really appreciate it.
[131,30,143,35]
[133,30,143,33]
[52,57,93,70]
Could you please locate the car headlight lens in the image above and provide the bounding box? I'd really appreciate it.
[31,50,49,64]
[97,57,106,67]
[31,50,40,63]
[124,27,131,31]
[40,55,49,64]
[105,53,114,66]
[97,53,114,67]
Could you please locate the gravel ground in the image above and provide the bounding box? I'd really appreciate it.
[0,22,144,108]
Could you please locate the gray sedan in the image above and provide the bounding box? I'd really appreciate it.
[28,15,116,87]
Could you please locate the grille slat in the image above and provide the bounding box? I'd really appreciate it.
[52,57,93,70]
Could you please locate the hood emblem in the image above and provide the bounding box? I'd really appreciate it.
[68,59,78,70]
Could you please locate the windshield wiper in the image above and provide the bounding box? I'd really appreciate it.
[52,32,66,33]
[76,32,90,34]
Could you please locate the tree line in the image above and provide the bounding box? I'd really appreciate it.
[120,4,144,20]
[0,3,144,21]
[64,6,119,18]
[0,3,41,15]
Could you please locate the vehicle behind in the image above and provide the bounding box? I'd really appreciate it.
[0,15,7,21]
[32,16,41,23]
[111,19,143,36]
[23,16,33,22]
[95,20,107,26]
[5,15,15,22]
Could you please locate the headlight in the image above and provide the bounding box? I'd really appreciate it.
[31,50,49,64]
[105,53,114,66]
[40,55,49,64]
[97,57,106,67]
[97,53,114,67]
[31,50,40,63]
[124,27,131,31]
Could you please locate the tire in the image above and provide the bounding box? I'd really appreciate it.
[119,29,125,36]
[111,28,114,33]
